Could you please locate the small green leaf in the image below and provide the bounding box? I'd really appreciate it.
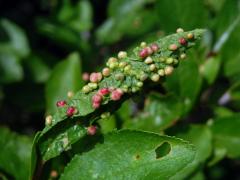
[0,19,30,57]
[211,113,240,158]
[45,52,82,114]
[124,93,182,132]
[164,51,203,115]
[60,130,195,180]
[0,53,23,83]
[0,127,32,180]
[200,56,221,85]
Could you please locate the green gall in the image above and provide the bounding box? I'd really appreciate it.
[139,73,148,81]
[115,73,125,81]
[45,115,52,125]
[180,53,186,59]
[158,69,165,76]
[67,91,74,98]
[82,85,91,93]
[101,112,111,119]
[159,57,165,62]
[149,64,156,71]
[140,42,147,48]
[166,57,174,64]
[173,59,179,65]
[176,28,184,33]
[108,57,118,64]
[119,61,127,68]
[88,82,98,89]
[118,51,127,59]
[144,56,153,64]
[136,81,143,87]
[121,84,129,93]
[131,87,139,93]
[124,65,132,72]
[151,74,160,82]
[109,62,119,69]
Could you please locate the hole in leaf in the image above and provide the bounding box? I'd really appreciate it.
[155,142,171,159]
[135,154,140,160]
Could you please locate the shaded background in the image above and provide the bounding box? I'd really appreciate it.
[0,0,240,179]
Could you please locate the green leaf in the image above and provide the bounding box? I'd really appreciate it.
[156,0,208,32]
[0,127,32,180]
[58,0,93,32]
[25,54,51,83]
[211,113,240,158]
[200,56,221,85]
[213,0,240,38]
[0,53,23,83]
[60,130,195,180]
[0,19,30,57]
[164,51,203,115]
[36,29,204,165]
[124,93,182,132]
[168,125,212,179]
[46,52,82,114]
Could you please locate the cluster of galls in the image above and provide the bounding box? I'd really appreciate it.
[92,87,123,109]
[137,28,194,82]
[46,28,195,128]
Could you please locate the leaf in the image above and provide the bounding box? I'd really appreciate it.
[200,56,221,85]
[124,93,182,132]
[0,127,32,180]
[60,130,196,180]
[211,113,240,158]
[164,51,203,115]
[36,29,204,165]
[213,0,240,38]
[45,52,82,114]
[168,125,212,180]
[96,0,157,44]
[156,0,208,32]
[25,54,51,83]
[0,53,23,83]
[0,19,30,57]
[58,0,93,32]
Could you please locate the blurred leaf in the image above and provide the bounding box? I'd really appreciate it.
[25,55,51,83]
[96,0,157,44]
[169,125,212,179]
[213,0,240,38]
[211,113,240,158]
[200,56,221,85]
[37,19,90,51]
[0,53,23,83]
[214,106,234,118]
[205,0,226,13]
[46,52,82,114]
[124,93,182,132]
[164,52,203,115]
[108,0,149,17]
[0,19,30,57]
[98,115,117,134]
[60,130,195,180]
[156,0,208,32]
[0,127,32,180]
[58,0,93,32]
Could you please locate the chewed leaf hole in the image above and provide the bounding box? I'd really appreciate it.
[155,142,171,159]
[135,154,140,160]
